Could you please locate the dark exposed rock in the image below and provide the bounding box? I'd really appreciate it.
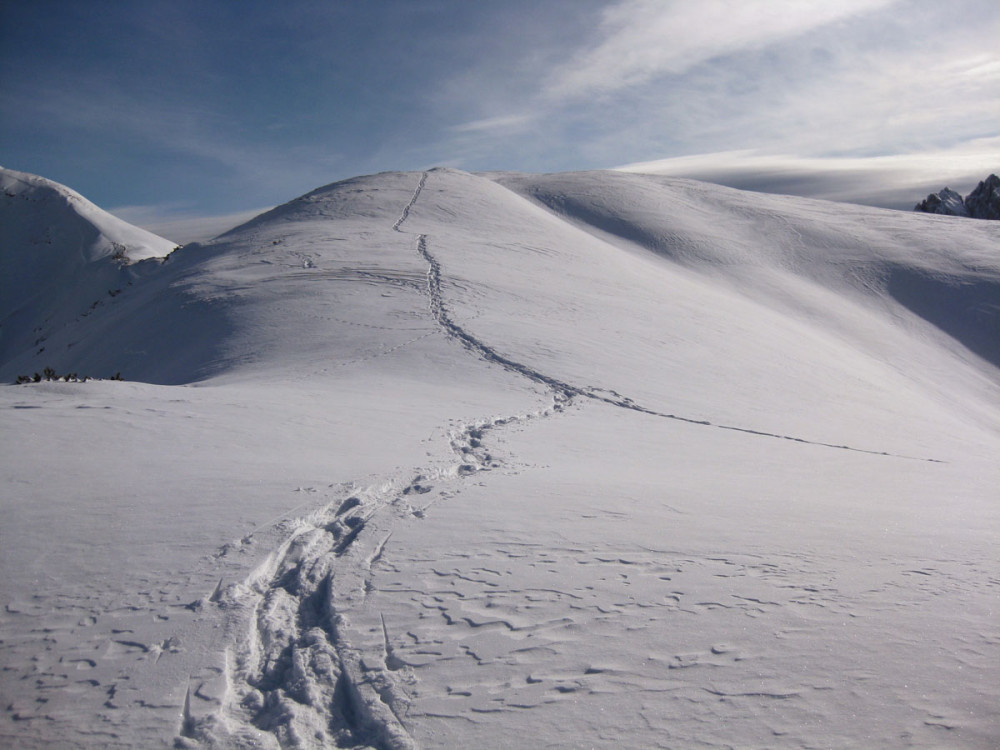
[914,187,968,217]
[963,174,1000,220]
[914,173,1000,220]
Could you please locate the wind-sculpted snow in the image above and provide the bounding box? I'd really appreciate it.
[2,167,1000,749]
[886,267,1000,369]
[399,171,961,462]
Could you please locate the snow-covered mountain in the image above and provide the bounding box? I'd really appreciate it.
[1,167,177,377]
[1,167,999,749]
[914,173,1000,219]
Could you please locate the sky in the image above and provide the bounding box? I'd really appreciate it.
[2,0,998,242]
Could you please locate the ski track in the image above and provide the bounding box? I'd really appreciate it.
[201,171,947,750]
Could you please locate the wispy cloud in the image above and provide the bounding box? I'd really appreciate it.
[3,73,348,211]
[431,0,999,207]
[4,1,997,216]
[109,204,270,245]
[616,137,1000,209]
[449,114,535,134]
[544,0,898,100]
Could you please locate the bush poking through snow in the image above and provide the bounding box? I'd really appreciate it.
[110,241,130,265]
[13,367,122,384]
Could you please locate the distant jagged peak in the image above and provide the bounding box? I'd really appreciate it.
[914,187,968,217]
[964,173,1000,220]
[914,173,1000,220]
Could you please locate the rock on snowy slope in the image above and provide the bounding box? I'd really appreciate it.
[914,172,1000,219]
[0,167,177,378]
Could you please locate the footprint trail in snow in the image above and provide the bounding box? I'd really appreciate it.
[200,170,956,749]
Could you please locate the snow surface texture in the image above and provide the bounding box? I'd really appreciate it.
[2,166,999,749]
[914,173,1000,220]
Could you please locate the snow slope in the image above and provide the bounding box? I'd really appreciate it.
[1,167,176,377]
[1,168,998,749]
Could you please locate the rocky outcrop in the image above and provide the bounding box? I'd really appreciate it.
[914,187,968,217]
[963,174,1000,220]
[915,174,1000,219]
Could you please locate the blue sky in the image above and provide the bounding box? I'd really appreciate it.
[2,0,998,240]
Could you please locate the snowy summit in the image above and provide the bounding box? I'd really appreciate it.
[1,166,999,749]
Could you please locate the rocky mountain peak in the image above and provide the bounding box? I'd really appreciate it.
[963,173,1000,220]
[914,173,1000,219]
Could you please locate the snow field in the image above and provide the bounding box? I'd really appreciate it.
[2,166,998,748]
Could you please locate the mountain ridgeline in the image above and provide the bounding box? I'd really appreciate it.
[1,165,999,395]
[914,173,1000,219]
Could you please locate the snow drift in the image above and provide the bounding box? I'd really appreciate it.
[1,167,999,749]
